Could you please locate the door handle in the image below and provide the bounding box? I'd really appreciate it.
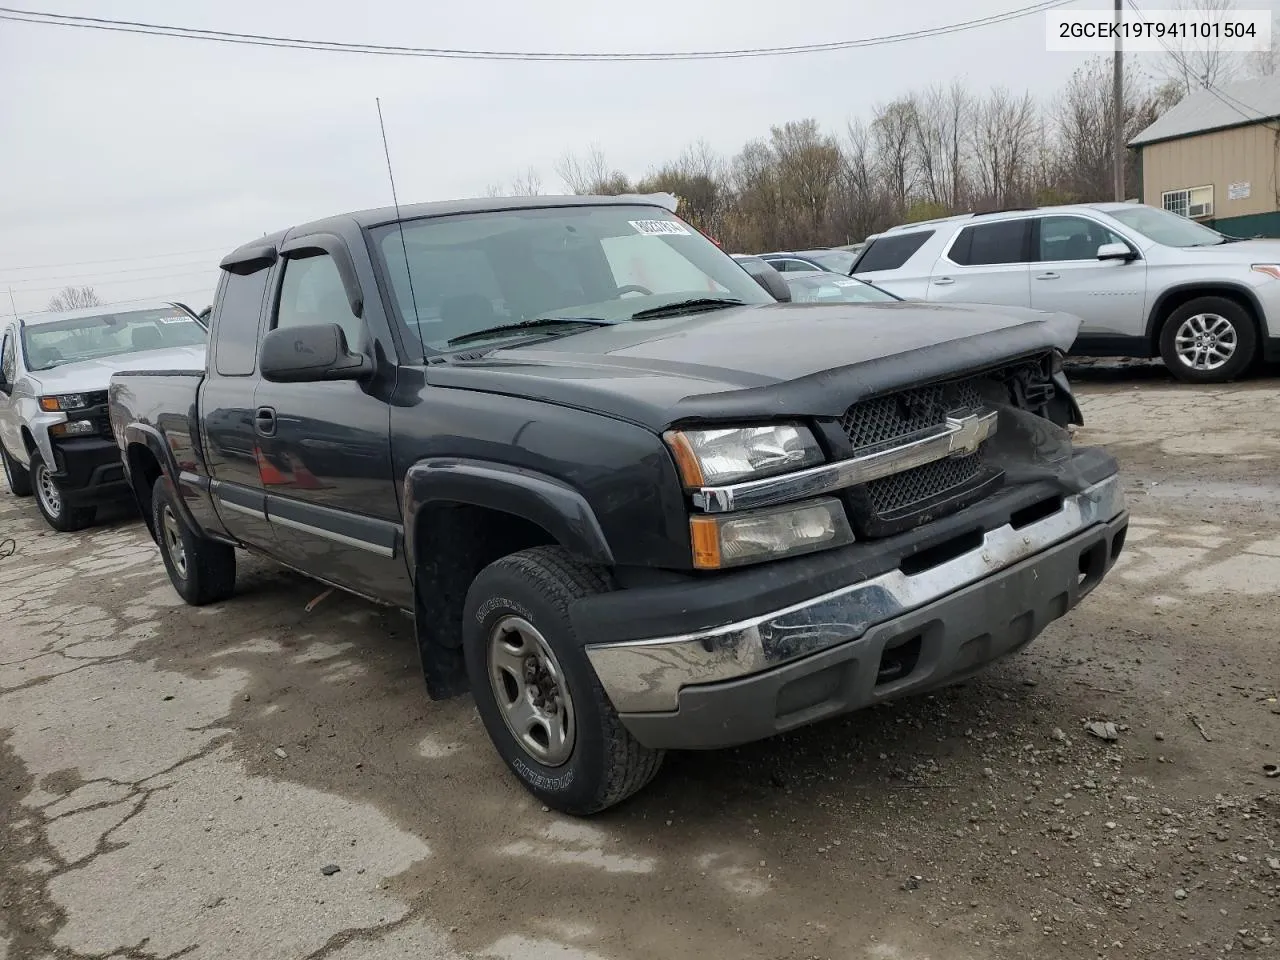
[1035,272,1060,280]
[932,277,954,285]
[254,406,277,438]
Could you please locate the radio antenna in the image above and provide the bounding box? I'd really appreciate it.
[376,97,426,357]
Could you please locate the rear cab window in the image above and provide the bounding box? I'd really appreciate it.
[212,266,272,377]
[852,231,934,273]
[947,220,1032,266]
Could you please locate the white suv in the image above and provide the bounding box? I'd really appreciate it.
[852,203,1280,383]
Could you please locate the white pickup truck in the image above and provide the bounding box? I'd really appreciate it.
[0,300,207,531]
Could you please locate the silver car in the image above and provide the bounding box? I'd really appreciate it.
[852,203,1280,383]
[0,301,207,531]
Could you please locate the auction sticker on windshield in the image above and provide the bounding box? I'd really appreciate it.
[629,220,691,236]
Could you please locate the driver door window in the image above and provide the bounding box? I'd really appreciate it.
[276,253,363,349]
[1036,216,1128,262]
[0,331,14,391]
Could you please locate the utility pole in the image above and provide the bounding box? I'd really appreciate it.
[7,287,16,318]
[1113,0,1125,201]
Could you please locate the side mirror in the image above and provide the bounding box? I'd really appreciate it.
[740,261,792,302]
[259,323,371,383]
[1097,242,1134,262]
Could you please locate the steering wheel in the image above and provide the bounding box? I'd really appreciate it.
[615,284,653,298]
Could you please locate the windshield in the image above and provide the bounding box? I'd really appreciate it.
[784,275,900,304]
[803,250,857,273]
[21,307,206,371]
[372,205,773,352]
[1107,205,1227,247]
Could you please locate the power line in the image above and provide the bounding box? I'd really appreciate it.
[1126,0,1280,134]
[0,243,232,274]
[11,267,217,296]
[2,255,226,286]
[0,1,1076,61]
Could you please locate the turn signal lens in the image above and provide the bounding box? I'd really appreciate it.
[689,498,853,570]
[39,396,60,411]
[49,420,96,437]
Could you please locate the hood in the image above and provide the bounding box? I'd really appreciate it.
[1177,238,1280,260]
[425,302,1079,430]
[28,344,206,394]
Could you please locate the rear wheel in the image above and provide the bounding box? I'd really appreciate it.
[152,476,236,605]
[30,454,95,532]
[1158,296,1256,384]
[1,443,32,497]
[462,546,664,815]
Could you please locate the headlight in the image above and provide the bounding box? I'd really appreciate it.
[689,498,853,569]
[665,423,823,487]
[39,394,90,412]
[1252,264,1280,280]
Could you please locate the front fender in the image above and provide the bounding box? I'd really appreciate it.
[401,457,615,569]
[16,397,64,470]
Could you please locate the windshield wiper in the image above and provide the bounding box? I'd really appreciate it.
[446,317,616,347]
[626,297,745,320]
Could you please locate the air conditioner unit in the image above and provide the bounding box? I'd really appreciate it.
[1189,201,1214,218]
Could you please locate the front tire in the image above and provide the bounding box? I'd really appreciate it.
[152,476,236,605]
[30,454,95,532]
[462,547,664,815]
[1,443,32,497]
[1158,296,1257,384]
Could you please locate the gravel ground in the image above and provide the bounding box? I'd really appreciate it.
[1,371,1277,960]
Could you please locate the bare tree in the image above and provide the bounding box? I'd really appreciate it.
[510,167,543,196]
[555,145,630,195]
[971,87,1039,209]
[871,97,918,216]
[1158,0,1242,97]
[533,63,1182,250]
[911,82,972,211]
[634,141,729,236]
[1246,16,1279,76]
[47,285,101,311]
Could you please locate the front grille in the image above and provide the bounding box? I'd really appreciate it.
[839,379,984,450]
[865,451,985,516]
[840,374,996,536]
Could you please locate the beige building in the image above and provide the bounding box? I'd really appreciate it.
[1130,76,1280,238]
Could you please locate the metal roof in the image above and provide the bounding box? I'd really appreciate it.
[1130,76,1280,147]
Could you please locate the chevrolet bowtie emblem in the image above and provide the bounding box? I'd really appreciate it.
[944,411,997,457]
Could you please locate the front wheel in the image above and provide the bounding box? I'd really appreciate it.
[152,476,236,605]
[30,454,95,532]
[1159,296,1257,384]
[1,443,32,497]
[462,547,664,815]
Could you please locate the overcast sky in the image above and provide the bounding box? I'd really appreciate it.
[1,0,1275,315]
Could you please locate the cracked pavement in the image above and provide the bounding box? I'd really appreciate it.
[1,372,1278,960]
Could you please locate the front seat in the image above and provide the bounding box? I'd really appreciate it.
[131,326,162,351]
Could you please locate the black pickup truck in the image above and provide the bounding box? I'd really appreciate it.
[109,196,1127,814]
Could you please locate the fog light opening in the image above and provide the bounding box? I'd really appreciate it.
[876,634,922,686]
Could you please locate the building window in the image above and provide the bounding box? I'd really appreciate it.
[1162,185,1214,220]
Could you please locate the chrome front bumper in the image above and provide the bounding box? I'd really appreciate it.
[585,473,1125,714]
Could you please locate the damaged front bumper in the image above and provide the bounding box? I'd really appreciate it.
[581,468,1127,750]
